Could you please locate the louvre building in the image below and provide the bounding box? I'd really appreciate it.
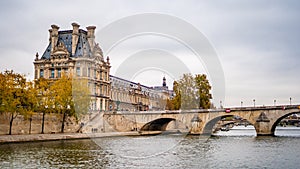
[34,23,172,112]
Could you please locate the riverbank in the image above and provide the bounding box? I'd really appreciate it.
[0,132,141,144]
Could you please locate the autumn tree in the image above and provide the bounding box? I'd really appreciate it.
[178,74,199,109]
[168,73,212,110]
[195,74,212,109]
[172,81,181,110]
[50,75,74,133]
[50,75,90,133]
[166,81,181,110]
[0,70,36,135]
[165,99,174,110]
[34,77,51,134]
[72,78,91,119]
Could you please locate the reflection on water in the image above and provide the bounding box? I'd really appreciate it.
[214,125,300,137]
[0,140,109,168]
[1,128,300,168]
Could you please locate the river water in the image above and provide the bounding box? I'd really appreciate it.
[1,126,300,169]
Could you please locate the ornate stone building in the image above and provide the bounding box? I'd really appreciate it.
[34,23,173,112]
[33,23,111,111]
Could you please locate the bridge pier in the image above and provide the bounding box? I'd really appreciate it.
[254,122,274,136]
[189,116,202,135]
[254,112,274,136]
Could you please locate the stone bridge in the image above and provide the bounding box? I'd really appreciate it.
[103,105,300,136]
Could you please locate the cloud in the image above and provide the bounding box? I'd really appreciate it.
[0,0,299,106]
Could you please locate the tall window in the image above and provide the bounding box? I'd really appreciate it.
[93,83,96,95]
[100,85,103,95]
[104,72,107,81]
[76,67,81,76]
[40,69,44,78]
[104,85,107,96]
[50,69,54,78]
[88,68,91,77]
[100,99,103,111]
[57,69,61,78]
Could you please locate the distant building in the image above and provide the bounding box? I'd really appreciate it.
[34,23,173,112]
[153,76,174,101]
[110,76,172,111]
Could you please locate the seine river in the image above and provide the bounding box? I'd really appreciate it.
[1,126,300,169]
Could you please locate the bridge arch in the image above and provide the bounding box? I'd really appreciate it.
[271,111,300,134]
[140,118,176,131]
[202,114,253,135]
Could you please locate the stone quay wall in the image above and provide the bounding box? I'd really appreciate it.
[0,112,81,135]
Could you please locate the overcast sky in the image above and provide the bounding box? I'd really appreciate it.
[0,0,299,107]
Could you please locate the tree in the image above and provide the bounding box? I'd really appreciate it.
[24,80,38,134]
[177,74,198,109]
[0,70,35,135]
[172,81,181,110]
[50,75,74,133]
[169,73,212,110]
[195,74,212,109]
[34,78,51,134]
[165,98,174,110]
[50,75,90,133]
[72,78,91,119]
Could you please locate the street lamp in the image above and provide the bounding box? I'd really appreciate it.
[290,97,292,106]
[41,105,48,134]
[241,101,243,108]
[274,99,276,106]
[220,101,222,108]
[253,99,256,107]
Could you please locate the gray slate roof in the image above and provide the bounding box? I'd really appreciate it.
[41,29,92,59]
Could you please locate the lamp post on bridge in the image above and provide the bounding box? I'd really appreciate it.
[241,101,243,108]
[274,99,276,106]
[253,99,256,107]
[290,97,292,106]
[220,101,223,109]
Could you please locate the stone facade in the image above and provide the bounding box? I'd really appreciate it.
[34,23,173,112]
[34,23,111,111]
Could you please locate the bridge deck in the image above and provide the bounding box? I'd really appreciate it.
[104,105,300,115]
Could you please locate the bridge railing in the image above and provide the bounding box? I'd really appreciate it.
[103,104,300,115]
[225,104,300,112]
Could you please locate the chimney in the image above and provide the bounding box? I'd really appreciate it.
[86,26,96,51]
[71,22,80,56]
[48,29,52,42]
[50,24,59,53]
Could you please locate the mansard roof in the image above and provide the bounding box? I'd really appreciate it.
[41,29,93,59]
